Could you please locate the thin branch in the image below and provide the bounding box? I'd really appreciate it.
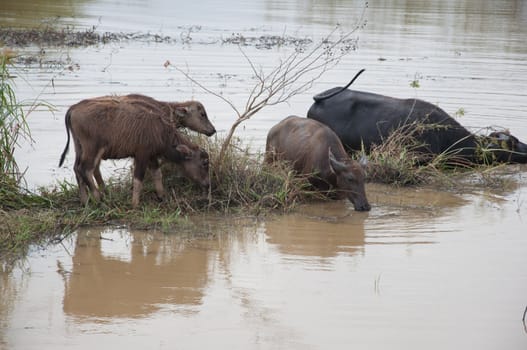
[173,7,367,163]
[239,45,263,82]
[239,47,269,113]
[174,65,241,118]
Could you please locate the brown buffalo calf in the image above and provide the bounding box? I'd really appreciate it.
[265,115,371,211]
[87,94,216,136]
[119,94,216,136]
[59,97,210,207]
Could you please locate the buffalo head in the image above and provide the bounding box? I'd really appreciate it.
[175,101,216,136]
[484,130,527,164]
[329,150,371,211]
[169,144,211,190]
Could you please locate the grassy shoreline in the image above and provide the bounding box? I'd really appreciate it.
[0,136,319,260]
[2,135,521,262]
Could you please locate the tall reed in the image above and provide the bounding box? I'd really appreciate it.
[0,48,31,188]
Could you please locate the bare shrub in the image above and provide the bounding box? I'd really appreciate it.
[171,10,367,164]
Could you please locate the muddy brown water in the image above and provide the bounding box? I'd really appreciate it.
[2,0,527,349]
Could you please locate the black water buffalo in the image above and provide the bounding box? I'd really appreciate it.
[308,84,527,164]
[265,116,371,211]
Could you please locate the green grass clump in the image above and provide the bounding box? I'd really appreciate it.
[1,49,31,191]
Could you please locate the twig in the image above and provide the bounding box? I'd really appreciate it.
[522,305,527,333]
[174,65,241,118]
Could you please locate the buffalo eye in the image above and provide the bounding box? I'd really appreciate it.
[345,174,356,183]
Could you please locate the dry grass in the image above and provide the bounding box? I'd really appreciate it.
[364,121,514,190]
[162,135,316,213]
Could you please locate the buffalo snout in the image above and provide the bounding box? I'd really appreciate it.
[329,151,371,212]
[204,127,216,137]
[353,200,371,212]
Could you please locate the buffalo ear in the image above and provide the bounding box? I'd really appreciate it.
[328,149,347,174]
[176,144,192,159]
[174,106,190,117]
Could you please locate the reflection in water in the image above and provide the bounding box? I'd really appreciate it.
[364,184,470,248]
[63,228,208,319]
[0,268,18,349]
[1,187,527,349]
[264,185,470,258]
[264,202,367,258]
[61,188,464,322]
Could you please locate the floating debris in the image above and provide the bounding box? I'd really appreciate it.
[0,27,176,47]
[0,26,325,50]
[221,32,313,50]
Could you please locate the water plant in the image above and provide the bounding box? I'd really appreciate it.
[0,48,54,212]
[1,48,31,187]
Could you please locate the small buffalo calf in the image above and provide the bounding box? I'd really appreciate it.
[265,115,371,211]
[59,97,210,207]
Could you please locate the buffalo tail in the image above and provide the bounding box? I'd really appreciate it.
[58,108,71,167]
[313,68,365,102]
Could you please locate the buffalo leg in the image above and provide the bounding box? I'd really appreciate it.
[78,146,102,202]
[93,152,106,194]
[132,158,148,208]
[72,138,89,204]
[73,151,89,205]
[93,166,105,193]
[149,158,165,201]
